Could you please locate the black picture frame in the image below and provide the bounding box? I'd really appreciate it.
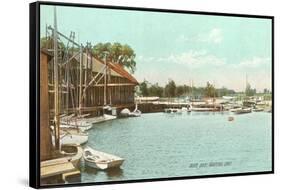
[30,1,274,188]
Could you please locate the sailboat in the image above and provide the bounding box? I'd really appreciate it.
[51,127,88,146]
[60,115,93,131]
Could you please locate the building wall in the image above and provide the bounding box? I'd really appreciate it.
[40,52,52,161]
[48,65,137,115]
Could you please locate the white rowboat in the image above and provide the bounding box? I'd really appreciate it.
[83,146,124,170]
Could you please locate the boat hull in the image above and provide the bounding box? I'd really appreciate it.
[61,134,88,146]
[233,109,252,114]
[84,159,124,170]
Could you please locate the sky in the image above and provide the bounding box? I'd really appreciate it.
[40,5,272,92]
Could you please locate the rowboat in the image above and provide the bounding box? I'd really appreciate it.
[228,116,234,121]
[83,146,124,170]
[61,144,83,168]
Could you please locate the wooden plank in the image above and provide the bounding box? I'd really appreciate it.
[41,162,76,178]
[41,157,71,167]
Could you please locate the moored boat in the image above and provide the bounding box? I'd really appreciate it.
[120,104,142,117]
[189,105,218,112]
[233,108,252,114]
[190,107,218,111]
[60,130,88,146]
[128,104,142,117]
[61,144,83,168]
[128,110,142,117]
[83,146,124,170]
[51,127,88,146]
[230,108,242,112]
[252,107,264,112]
[228,116,234,121]
[59,122,92,131]
[41,145,83,170]
[181,107,191,112]
[264,107,272,113]
[164,108,182,113]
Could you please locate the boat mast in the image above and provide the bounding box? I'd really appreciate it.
[53,6,60,150]
[65,32,74,115]
[245,74,248,99]
[78,43,83,115]
[103,52,108,106]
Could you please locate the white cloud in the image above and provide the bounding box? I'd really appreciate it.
[166,50,226,67]
[178,28,223,44]
[207,28,223,44]
[137,50,225,68]
[238,57,271,68]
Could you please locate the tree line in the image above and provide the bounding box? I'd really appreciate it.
[137,79,236,98]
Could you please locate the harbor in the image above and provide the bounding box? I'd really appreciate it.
[39,6,272,186]
[81,111,272,182]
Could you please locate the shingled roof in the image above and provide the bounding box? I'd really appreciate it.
[106,61,138,85]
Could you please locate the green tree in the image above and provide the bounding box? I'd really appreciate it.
[205,82,217,97]
[148,83,164,97]
[92,42,136,73]
[40,37,66,49]
[139,80,149,96]
[165,79,176,97]
[263,88,270,94]
[176,85,185,97]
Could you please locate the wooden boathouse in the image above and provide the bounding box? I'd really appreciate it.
[41,48,139,117]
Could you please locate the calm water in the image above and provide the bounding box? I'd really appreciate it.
[80,111,272,183]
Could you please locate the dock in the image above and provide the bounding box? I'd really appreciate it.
[41,157,81,184]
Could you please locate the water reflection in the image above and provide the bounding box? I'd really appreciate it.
[83,166,123,180]
[106,167,124,180]
[191,112,211,116]
[83,166,98,175]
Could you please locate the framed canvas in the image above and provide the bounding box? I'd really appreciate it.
[29,1,274,188]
